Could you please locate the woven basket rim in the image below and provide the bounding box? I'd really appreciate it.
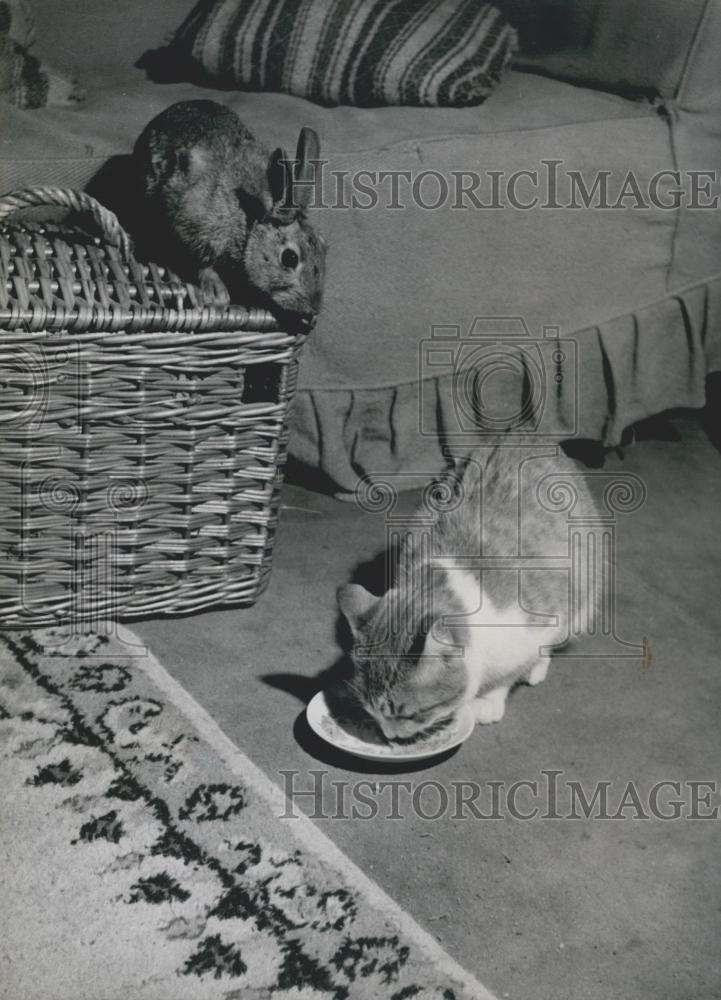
[0,187,284,335]
[0,305,288,336]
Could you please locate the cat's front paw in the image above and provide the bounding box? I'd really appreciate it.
[472,689,508,724]
[527,657,550,687]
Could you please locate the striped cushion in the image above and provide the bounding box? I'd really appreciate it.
[174,0,517,108]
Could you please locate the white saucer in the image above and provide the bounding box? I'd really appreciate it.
[306,690,475,762]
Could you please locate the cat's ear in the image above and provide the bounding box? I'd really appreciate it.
[423,621,454,654]
[416,624,460,686]
[336,583,380,635]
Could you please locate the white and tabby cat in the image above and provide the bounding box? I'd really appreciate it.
[337,446,599,740]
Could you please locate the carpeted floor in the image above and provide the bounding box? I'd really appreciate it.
[130,413,721,1000]
[0,627,490,1000]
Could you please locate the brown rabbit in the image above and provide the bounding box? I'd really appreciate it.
[135,100,326,328]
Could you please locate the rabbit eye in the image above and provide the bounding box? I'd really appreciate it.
[281,248,300,269]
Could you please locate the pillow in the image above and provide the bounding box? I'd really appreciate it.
[0,0,84,108]
[171,0,517,107]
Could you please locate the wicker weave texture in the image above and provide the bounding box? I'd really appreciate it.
[0,188,306,624]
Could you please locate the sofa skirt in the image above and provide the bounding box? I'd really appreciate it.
[289,273,721,493]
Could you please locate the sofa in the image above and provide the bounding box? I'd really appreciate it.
[2,0,720,493]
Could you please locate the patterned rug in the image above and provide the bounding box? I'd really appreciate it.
[0,626,493,1000]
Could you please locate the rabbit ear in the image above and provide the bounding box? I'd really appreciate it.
[267,146,295,217]
[294,127,320,210]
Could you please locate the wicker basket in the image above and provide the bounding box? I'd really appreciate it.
[0,187,308,625]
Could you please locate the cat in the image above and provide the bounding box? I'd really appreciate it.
[337,445,599,740]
